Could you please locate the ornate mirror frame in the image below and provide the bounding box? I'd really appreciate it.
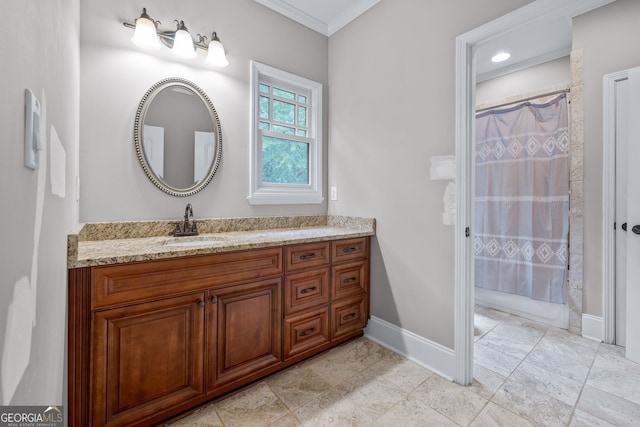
[134,77,222,197]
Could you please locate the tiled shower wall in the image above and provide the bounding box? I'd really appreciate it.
[568,49,584,335]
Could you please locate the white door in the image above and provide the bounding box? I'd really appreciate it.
[625,67,640,363]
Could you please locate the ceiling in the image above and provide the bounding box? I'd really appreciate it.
[253,0,380,36]
[254,1,575,82]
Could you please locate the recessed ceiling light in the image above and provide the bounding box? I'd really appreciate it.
[491,52,511,63]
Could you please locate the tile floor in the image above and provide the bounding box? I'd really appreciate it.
[169,306,640,426]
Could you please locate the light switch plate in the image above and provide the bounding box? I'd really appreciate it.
[330,186,338,201]
[24,89,42,170]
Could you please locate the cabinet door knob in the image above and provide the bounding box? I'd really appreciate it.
[198,301,205,308]
[211,296,218,304]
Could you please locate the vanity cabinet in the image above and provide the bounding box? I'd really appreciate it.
[68,237,370,427]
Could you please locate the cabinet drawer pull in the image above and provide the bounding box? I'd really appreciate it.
[299,253,317,260]
[342,313,357,321]
[299,327,317,337]
[300,286,318,294]
[198,300,205,308]
[343,277,357,284]
[211,296,218,304]
[342,247,358,253]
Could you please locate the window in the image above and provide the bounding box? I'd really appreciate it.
[249,61,323,204]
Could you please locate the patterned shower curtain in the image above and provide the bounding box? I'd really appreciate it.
[474,94,569,304]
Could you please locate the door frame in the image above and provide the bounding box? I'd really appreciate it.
[602,69,630,344]
[454,0,616,385]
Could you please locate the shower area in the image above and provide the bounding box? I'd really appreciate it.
[474,83,571,329]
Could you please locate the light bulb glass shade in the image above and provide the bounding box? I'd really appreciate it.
[206,39,229,67]
[172,28,197,59]
[131,16,161,50]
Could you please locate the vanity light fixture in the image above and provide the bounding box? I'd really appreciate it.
[123,8,229,67]
[491,52,511,63]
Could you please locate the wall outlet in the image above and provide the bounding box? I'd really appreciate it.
[330,186,338,201]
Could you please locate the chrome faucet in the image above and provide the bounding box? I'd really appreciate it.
[174,203,199,236]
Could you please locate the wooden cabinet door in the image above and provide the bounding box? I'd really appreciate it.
[207,278,282,392]
[91,293,205,427]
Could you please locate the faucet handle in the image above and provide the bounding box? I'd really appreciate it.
[174,222,182,234]
[191,221,198,234]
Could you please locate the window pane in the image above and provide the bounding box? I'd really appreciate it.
[259,96,270,119]
[273,124,295,135]
[273,100,295,124]
[298,95,307,104]
[262,136,309,185]
[259,84,270,94]
[259,121,270,130]
[297,130,307,137]
[273,88,295,100]
[298,106,307,127]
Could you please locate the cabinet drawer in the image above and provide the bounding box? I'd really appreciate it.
[331,237,368,263]
[284,306,330,360]
[285,242,330,273]
[331,260,368,301]
[92,248,283,309]
[284,268,330,315]
[331,296,367,340]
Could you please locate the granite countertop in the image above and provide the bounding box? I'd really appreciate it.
[68,215,375,268]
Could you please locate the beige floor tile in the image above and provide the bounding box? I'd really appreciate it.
[292,384,381,427]
[266,362,334,410]
[167,405,223,426]
[378,394,459,427]
[592,343,640,382]
[492,379,573,426]
[469,401,535,427]
[369,350,433,393]
[267,413,302,427]
[535,332,598,368]
[214,382,291,427]
[410,374,488,426]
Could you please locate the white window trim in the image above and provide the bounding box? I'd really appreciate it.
[248,61,324,205]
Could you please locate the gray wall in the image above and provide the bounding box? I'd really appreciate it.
[476,56,570,106]
[573,0,640,316]
[327,0,533,348]
[0,0,80,406]
[79,0,329,222]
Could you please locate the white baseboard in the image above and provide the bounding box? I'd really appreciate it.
[364,316,456,381]
[582,314,603,342]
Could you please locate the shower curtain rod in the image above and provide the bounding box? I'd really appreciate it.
[476,88,570,113]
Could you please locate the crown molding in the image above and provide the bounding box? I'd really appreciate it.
[254,0,380,37]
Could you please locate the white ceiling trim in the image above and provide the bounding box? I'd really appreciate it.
[254,0,380,37]
[326,0,380,36]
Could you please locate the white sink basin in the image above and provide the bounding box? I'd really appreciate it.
[163,237,225,247]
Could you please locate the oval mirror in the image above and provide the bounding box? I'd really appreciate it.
[134,77,222,197]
